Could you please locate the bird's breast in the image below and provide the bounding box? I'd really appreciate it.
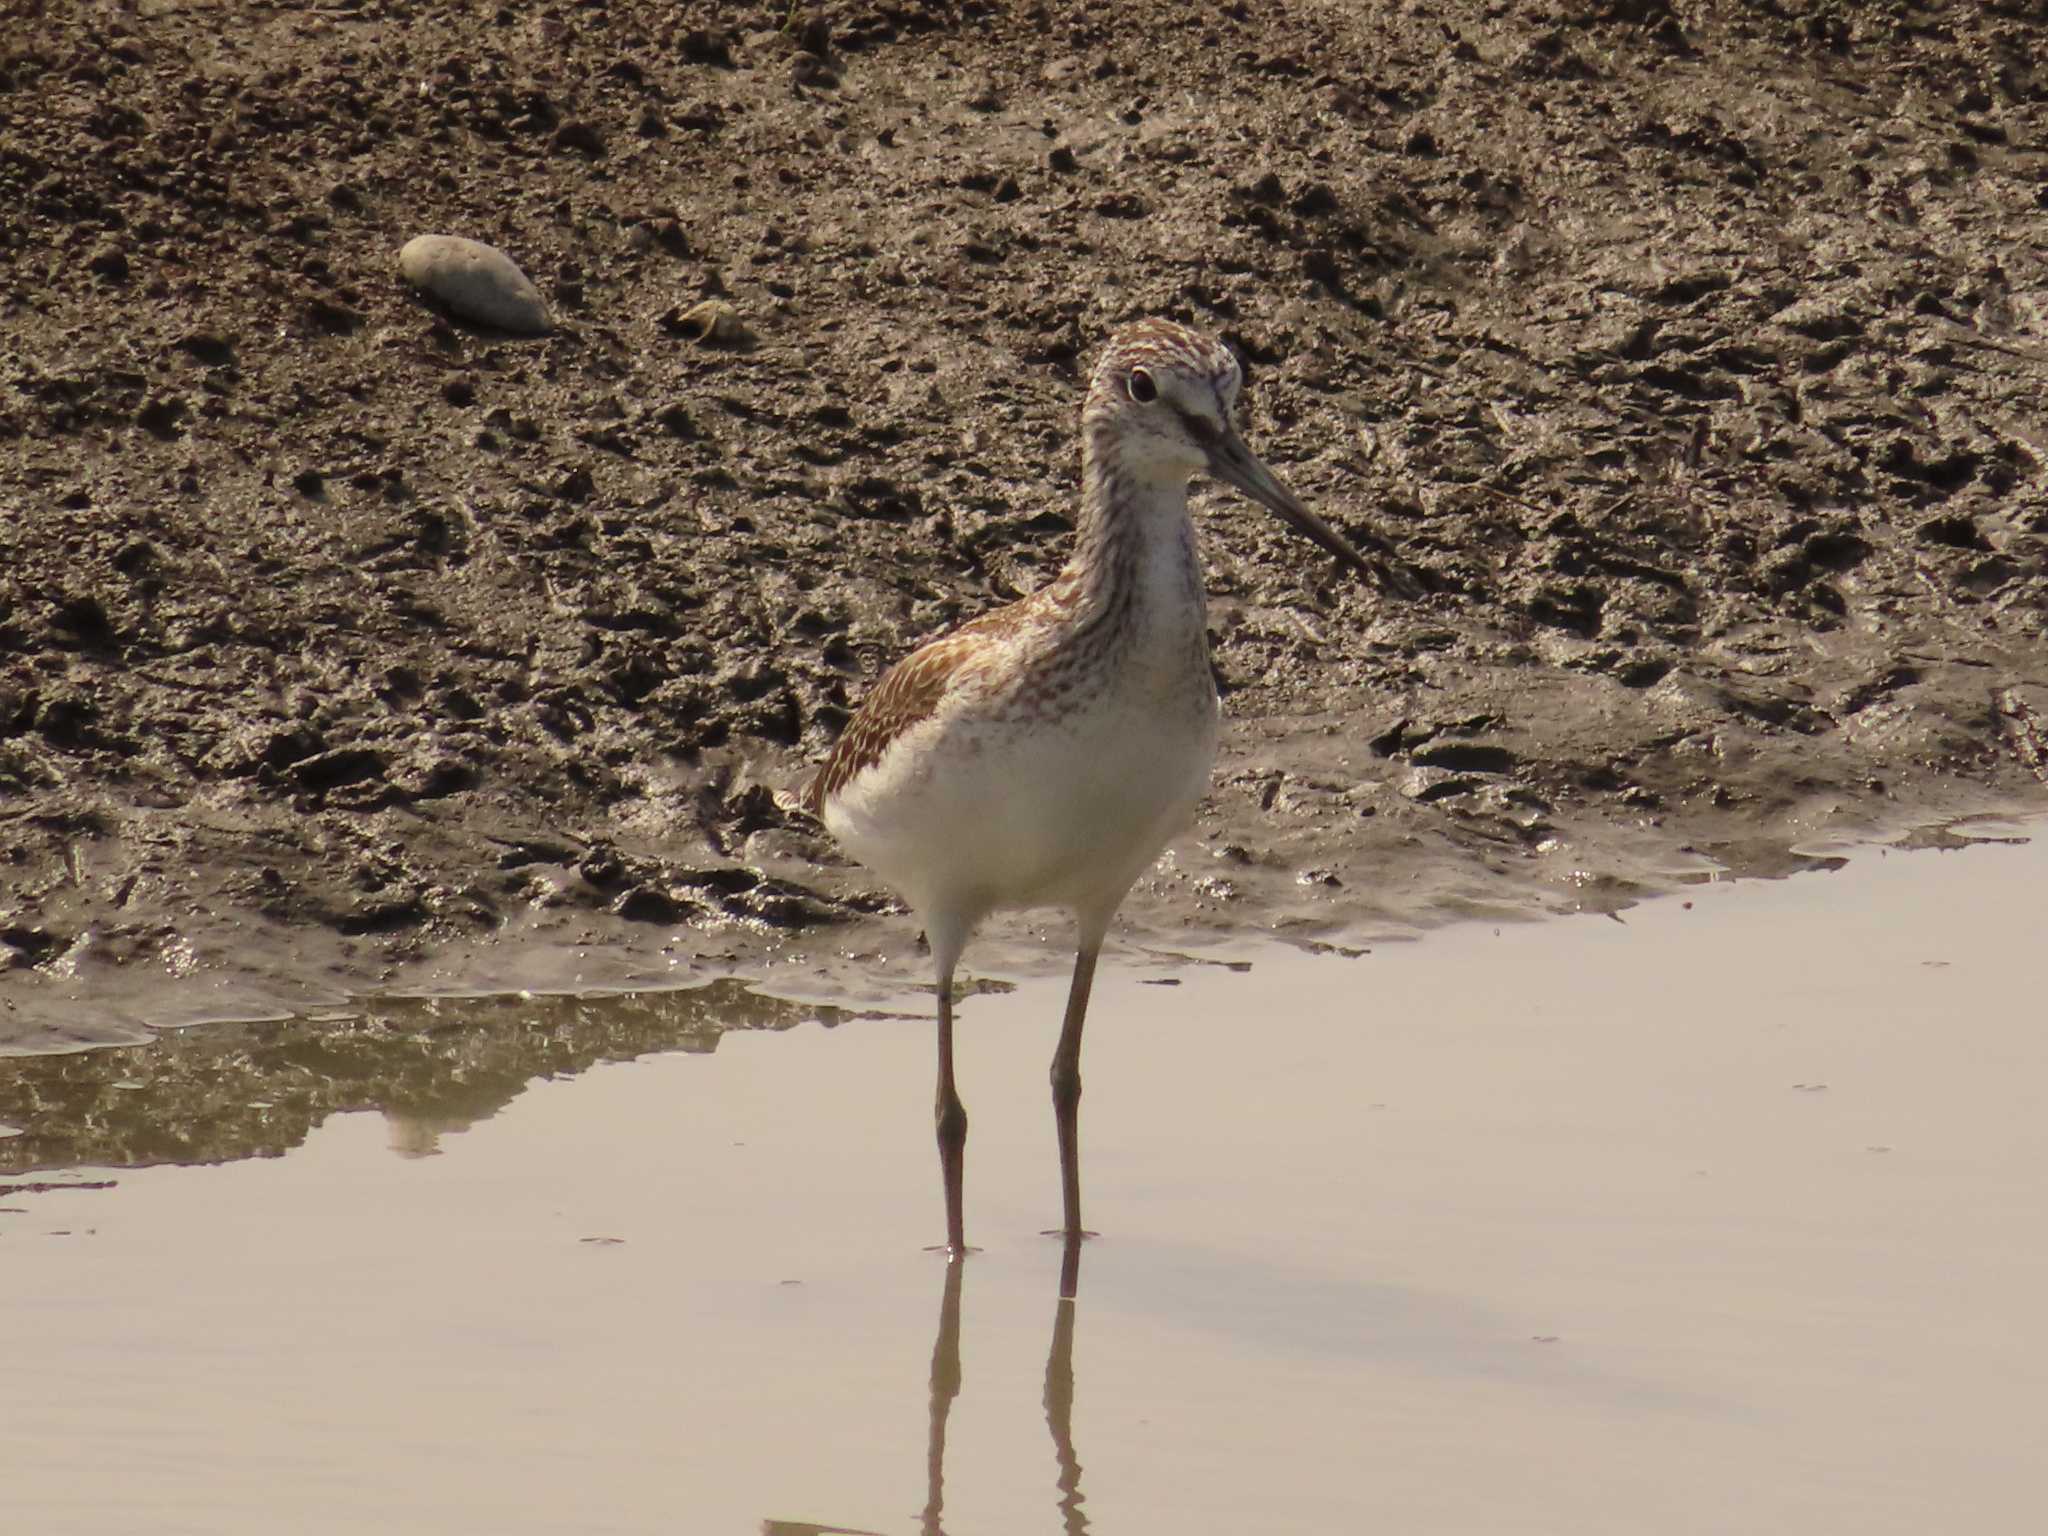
[822,520,1221,920]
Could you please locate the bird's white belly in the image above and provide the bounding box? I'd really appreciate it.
[826,661,1220,924]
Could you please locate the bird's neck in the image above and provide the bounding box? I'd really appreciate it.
[1063,425,1205,621]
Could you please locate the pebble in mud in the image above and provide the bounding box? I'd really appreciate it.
[397,235,551,334]
[668,298,752,347]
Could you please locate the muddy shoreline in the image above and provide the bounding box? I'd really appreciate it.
[4,2,2046,1052]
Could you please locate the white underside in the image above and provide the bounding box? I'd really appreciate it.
[824,642,1220,943]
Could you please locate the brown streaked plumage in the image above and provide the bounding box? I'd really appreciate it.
[804,636,966,817]
[800,319,1393,1256]
[806,589,1069,817]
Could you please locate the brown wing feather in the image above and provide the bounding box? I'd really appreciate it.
[803,635,975,814]
[802,593,1067,815]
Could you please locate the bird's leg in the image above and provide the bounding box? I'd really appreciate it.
[1049,925,1106,1240]
[934,946,969,1256]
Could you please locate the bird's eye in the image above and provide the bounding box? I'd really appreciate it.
[1127,368,1157,405]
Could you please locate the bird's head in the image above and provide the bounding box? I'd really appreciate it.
[1084,318,1244,484]
[1083,319,1380,580]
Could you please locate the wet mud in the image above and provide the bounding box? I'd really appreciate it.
[4,1,2046,1048]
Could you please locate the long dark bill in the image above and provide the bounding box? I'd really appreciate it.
[1206,431,1401,589]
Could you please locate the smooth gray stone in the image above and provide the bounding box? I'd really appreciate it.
[398,234,551,334]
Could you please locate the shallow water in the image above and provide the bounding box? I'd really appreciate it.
[5,824,2047,1534]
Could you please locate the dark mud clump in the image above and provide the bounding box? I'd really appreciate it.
[3,2,2046,1047]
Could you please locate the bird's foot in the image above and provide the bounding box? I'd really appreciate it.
[1040,1227,1100,1241]
[922,1242,982,1259]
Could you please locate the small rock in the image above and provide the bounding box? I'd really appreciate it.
[1237,170,1286,204]
[1770,297,1862,341]
[615,884,687,924]
[292,746,388,791]
[791,53,838,89]
[1917,513,1990,551]
[668,298,751,347]
[398,234,551,335]
[0,926,62,966]
[1803,529,1870,570]
[1291,181,1339,217]
[1615,653,1674,689]
[177,332,235,366]
[87,243,129,281]
[306,297,363,334]
[1409,741,1516,774]
[680,27,734,67]
[50,595,115,648]
[36,694,98,745]
[650,218,689,256]
[552,119,607,157]
[260,725,326,770]
[1401,767,1483,802]
[133,396,185,439]
[404,758,481,799]
[1652,269,1731,305]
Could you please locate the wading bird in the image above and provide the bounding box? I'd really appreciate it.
[801,320,1388,1253]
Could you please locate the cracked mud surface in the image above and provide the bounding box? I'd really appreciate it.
[4,0,2047,1051]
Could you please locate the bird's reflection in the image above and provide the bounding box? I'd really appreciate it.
[763,1237,1090,1536]
[1045,1237,1088,1536]
[919,1237,1090,1536]
[920,1254,963,1536]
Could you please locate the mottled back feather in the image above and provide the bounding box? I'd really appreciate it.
[803,632,968,814]
[802,592,1066,813]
